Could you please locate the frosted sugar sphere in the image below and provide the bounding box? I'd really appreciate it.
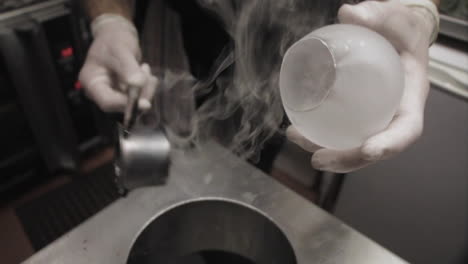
[279,24,404,150]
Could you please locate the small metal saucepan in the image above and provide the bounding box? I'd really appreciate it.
[115,124,171,195]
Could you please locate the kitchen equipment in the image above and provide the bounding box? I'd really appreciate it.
[115,78,171,194]
[115,124,170,194]
[0,0,111,193]
[22,142,408,264]
[430,0,468,101]
[439,0,468,42]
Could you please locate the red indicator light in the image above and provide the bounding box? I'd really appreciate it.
[74,81,82,90]
[61,47,73,58]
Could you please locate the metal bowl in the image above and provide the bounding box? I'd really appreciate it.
[127,198,297,264]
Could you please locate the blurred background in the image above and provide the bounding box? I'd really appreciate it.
[0,0,466,263]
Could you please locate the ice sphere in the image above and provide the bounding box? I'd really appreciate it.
[279,24,404,150]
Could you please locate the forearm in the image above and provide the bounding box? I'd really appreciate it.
[82,0,133,20]
[430,0,440,8]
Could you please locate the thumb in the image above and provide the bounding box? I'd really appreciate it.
[338,2,381,28]
[286,126,322,153]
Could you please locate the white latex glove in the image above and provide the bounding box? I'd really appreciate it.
[79,14,157,112]
[287,0,438,173]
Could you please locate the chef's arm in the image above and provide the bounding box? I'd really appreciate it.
[81,0,133,20]
[78,0,155,113]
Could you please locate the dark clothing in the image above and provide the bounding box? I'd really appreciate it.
[169,0,231,80]
[135,0,343,172]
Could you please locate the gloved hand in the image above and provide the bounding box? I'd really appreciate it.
[287,0,438,173]
[79,14,157,112]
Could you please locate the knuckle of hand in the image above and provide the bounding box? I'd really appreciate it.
[337,5,351,20]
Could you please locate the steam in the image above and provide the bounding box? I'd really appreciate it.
[161,0,354,161]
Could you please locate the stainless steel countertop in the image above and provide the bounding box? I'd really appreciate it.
[23,142,407,264]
